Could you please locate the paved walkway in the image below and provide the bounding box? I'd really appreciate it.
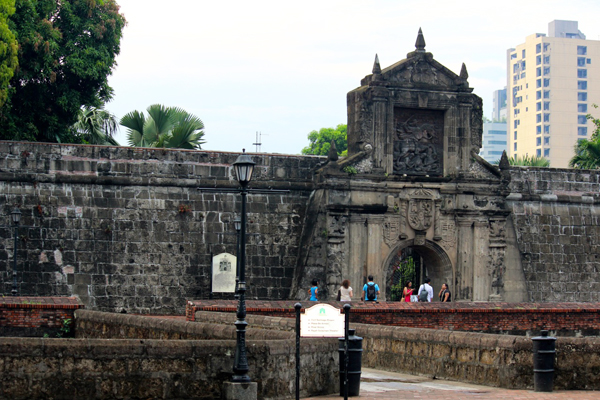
[301,369,599,400]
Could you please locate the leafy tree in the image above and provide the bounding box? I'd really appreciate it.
[121,104,205,150]
[72,106,119,145]
[302,124,347,157]
[0,0,18,108]
[570,107,600,169]
[0,0,126,143]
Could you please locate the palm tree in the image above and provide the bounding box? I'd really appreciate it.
[493,154,550,167]
[73,106,120,145]
[570,139,600,169]
[120,104,205,150]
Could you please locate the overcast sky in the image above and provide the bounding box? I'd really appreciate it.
[105,0,600,155]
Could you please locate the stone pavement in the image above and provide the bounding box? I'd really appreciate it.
[301,368,600,400]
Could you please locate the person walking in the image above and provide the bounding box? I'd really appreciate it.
[339,279,353,301]
[417,278,434,302]
[362,275,380,301]
[309,279,318,301]
[402,281,414,302]
[439,283,452,302]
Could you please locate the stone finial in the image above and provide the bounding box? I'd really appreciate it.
[328,140,339,162]
[415,28,426,52]
[460,63,469,80]
[372,54,382,74]
[498,150,510,169]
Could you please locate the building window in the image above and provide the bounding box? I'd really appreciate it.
[578,92,588,101]
[536,125,542,134]
[511,53,517,60]
[543,90,550,99]
[536,149,542,157]
[578,104,588,112]
[544,102,550,111]
[543,78,550,87]
[587,58,591,64]
[536,55,542,65]
[522,49,526,58]
[578,115,587,124]
[578,57,586,67]
[489,130,506,135]
[536,137,541,146]
[513,63,519,73]
[543,43,550,52]
[544,137,550,145]
[514,132,517,140]
[577,46,587,55]
[514,143,517,151]
[488,141,507,145]
[578,69,587,78]
[536,91,542,100]
[544,67,550,75]
[578,127,588,136]
[521,60,526,70]
[536,67,541,77]
[578,81,587,90]
[536,79,542,88]
[544,113,550,122]
[536,102,542,111]
[544,55,550,64]
[536,114,542,123]
[544,149,550,157]
[536,43,541,54]
[544,125,550,134]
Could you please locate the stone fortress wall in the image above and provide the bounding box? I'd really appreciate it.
[1,141,599,313]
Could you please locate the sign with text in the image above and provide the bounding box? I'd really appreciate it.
[300,304,345,337]
[211,253,236,293]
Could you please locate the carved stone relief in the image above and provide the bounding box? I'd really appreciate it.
[489,247,505,298]
[407,189,435,232]
[440,219,457,250]
[359,103,373,143]
[393,108,444,176]
[383,216,400,247]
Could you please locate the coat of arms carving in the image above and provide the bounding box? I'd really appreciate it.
[383,216,400,247]
[407,189,434,232]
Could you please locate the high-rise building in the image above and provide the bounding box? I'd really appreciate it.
[480,122,507,163]
[493,88,507,122]
[507,20,600,168]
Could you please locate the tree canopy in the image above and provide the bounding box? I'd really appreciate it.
[301,124,347,157]
[0,0,18,108]
[121,104,205,150]
[570,107,600,170]
[0,0,126,143]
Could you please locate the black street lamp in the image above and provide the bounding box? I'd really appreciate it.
[233,216,241,298]
[231,149,255,383]
[11,208,21,296]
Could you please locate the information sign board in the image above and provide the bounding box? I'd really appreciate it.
[300,304,345,337]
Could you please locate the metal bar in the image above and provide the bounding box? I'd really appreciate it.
[343,303,351,400]
[295,303,302,400]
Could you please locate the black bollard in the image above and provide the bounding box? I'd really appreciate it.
[532,330,556,392]
[338,329,363,397]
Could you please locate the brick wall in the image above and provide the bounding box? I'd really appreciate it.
[189,300,600,336]
[0,296,83,337]
[508,167,600,302]
[0,141,324,314]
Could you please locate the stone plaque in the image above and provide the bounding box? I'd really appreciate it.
[211,252,236,293]
[393,108,444,176]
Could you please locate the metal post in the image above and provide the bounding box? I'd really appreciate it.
[12,224,18,296]
[235,218,241,299]
[295,303,302,400]
[232,186,250,382]
[343,303,350,400]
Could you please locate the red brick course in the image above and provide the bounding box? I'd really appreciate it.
[0,296,84,333]
[186,300,600,334]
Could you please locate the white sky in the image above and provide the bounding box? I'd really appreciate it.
[105,0,600,155]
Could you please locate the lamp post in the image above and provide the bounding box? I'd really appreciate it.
[231,149,255,383]
[11,208,21,296]
[233,216,241,299]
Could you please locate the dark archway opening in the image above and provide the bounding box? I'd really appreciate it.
[384,240,453,302]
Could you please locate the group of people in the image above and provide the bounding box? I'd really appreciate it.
[401,278,451,302]
[308,276,451,302]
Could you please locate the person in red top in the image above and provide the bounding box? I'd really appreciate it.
[402,281,414,302]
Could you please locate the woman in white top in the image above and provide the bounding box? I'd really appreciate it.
[340,279,353,301]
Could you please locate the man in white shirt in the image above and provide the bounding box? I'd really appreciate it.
[418,278,434,302]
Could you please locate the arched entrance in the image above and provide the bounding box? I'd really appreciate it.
[383,239,453,302]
